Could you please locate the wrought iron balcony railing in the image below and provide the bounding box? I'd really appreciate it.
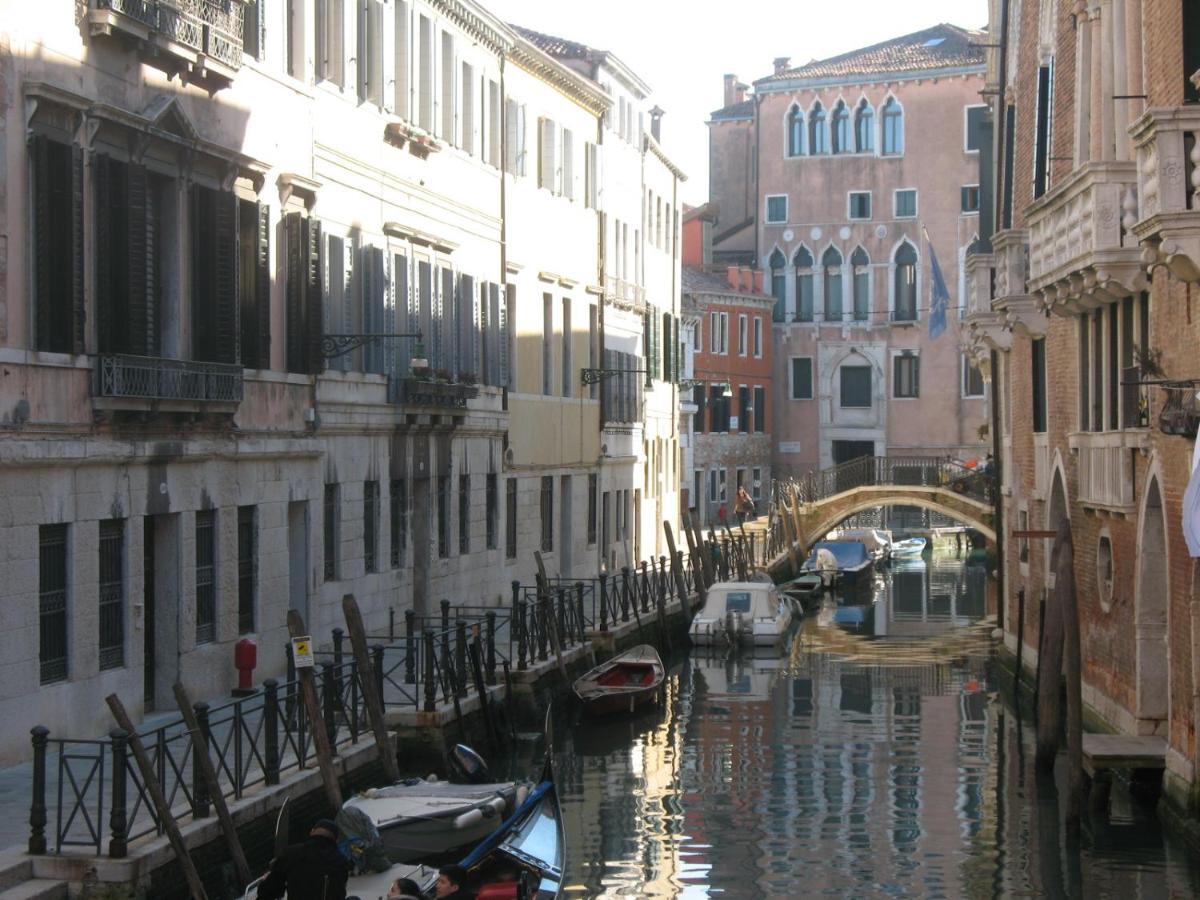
[389,376,478,410]
[89,0,244,84]
[94,354,243,404]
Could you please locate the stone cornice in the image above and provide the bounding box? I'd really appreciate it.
[644,133,687,181]
[430,0,513,55]
[508,36,612,116]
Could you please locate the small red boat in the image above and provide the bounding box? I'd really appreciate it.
[572,644,665,715]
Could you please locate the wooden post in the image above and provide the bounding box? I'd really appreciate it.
[1014,588,1026,706]
[341,594,401,784]
[469,635,499,751]
[286,610,343,810]
[1035,583,1064,774]
[172,684,252,886]
[1055,523,1084,834]
[105,694,209,900]
[680,517,707,607]
[534,552,567,678]
[688,511,713,587]
[663,523,691,620]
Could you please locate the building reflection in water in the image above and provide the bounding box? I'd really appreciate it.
[551,556,1200,898]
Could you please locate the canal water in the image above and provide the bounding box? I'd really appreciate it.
[533,551,1200,898]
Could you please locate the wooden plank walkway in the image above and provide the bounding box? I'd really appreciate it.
[1081,734,1167,776]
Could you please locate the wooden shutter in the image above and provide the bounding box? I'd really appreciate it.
[31,136,53,352]
[214,189,240,364]
[561,128,574,199]
[361,245,377,373]
[504,99,518,175]
[498,283,509,389]
[285,212,304,372]
[255,203,271,367]
[487,282,500,386]
[439,267,454,373]
[539,117,556,190]
[71,145,85,353]
[304,218,324,373]
[127,164,154,357]
[94,154,114,354]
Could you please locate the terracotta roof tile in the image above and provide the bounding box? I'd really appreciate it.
[683,266,770,299]
[710,99,754,121]
[510,25,593,59]
[757,23,985,85]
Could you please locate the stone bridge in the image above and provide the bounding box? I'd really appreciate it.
[768,455,996,580]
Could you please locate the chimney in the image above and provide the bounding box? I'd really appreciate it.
[754,270,765,294]
[726,265,740,290]
[723,73,747,108]
[739,266,753,292]
[649,106,665,142]
[773,57,791,77]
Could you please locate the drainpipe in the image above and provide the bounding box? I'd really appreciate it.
[753,92,762,267]
[991,348,1005,632]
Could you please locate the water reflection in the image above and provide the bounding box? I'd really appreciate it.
[550,553,1200,898]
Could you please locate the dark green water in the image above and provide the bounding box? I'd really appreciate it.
[543,554,1200,898]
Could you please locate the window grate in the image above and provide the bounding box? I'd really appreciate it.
[458,475,470,554]
[195,510,216,645]
[237,507,256,634]
[438,476,451,558]
[390,479,407,568]
[39,524,69,684]
[363,481,378,573]
[99,519,125,670]
[506,478,518,559]
[324,484,338,581]
[540,476,554,552]
[486,474,498,550]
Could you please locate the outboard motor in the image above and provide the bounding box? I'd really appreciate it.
[449,743,493,784]
[724,609,744,645]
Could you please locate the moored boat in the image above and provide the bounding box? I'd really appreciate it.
[890,537,927,558]
[801,539,874,586]
[573,644,664,715]
[689,581,793,647]
[780,572,824,607]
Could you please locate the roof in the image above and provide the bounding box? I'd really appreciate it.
[709,99,754,121]
[756,23,985,86]
[682,266,771,302]
[510,24,591,59]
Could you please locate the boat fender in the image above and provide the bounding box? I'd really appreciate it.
[454,808,485,830]
[485,795,507,817]
[515,784,529,807]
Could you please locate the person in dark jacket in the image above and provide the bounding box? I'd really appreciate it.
[257,819,350,900]
[434,864,473,899]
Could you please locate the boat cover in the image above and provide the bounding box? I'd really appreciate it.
[804,540,871,571]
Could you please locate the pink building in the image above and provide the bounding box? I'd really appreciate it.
[709,25,991,477]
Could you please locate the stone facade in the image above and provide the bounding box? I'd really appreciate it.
[971,0,1200,821]
[0,1,682,763]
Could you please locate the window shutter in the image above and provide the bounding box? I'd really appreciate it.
[383,248,396,377]
[913,355,920,398]
[561,128,574,199]
[71,145,85,354]
[285,213,303,372]
[539,117,556,190]
[304,217,324,374]
[517,106,527,176]
[342,237,355,370]
[470,276,481,379]
[255,203,272,368]
[127,163,154,357]
[488,282,500,386]
[499,284,510,388]
[214,190,240,365]
[370,0,384,105]
[504,99,518,175]
[94,157,114,354]
[361,245,377,373]
[31,135,52,352]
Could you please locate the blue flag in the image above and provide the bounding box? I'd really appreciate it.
[926,229,950,340]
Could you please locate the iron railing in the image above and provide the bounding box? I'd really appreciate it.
[782,455,993,506]
[389,377,479,408]
[92,0,245,70]
[94,354,243,403]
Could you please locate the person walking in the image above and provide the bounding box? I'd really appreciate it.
[735,486,755,525]
[257,818,350,900]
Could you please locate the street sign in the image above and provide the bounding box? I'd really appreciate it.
[291,636,315,669]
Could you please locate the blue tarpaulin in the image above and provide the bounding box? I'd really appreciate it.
[804,540,872,571]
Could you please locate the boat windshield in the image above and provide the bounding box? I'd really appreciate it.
[724,592,752,613]
[502,797,561,876]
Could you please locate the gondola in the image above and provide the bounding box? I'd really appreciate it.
[572,644,664,715]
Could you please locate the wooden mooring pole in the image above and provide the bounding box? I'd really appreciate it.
[287,610,343,810]
[341,594,401,784]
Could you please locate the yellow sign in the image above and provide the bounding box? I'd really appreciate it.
[291,636,315,669]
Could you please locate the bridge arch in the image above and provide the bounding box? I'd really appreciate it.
[799,485,996,549]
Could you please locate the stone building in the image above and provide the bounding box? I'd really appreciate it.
[964,0,1200,822]
[708,26,991,481]
[680,205,775,525]
[0,0,680,763]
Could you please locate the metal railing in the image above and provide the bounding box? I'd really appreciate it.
[94,354,243,403]
[782,455,993,506]
[92,0,245,69]
[389,377,479,408]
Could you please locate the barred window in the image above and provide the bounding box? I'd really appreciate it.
[324,484,338,581]
[390,479,407,568]
[363,481,378,573]
[459,475,471,554]
[39,524,69,684]
[506,478,518,559]
[195,510,216,645]
[99,519,125,670]
[486,474,498,550]
[438,476,451,558]
[237,507,256,634]
[540,476,554,552]
[587,474,598,545]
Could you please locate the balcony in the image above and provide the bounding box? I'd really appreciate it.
[1068,429,1150,513]
[962,250,1010,356]
[93,354,243,412]
[389,377,478,411]
[1130,105,1200,283]
[990,229,1047,337]
[603,274,647,313]
[1025,162,1145,316]
[88,0,245,89]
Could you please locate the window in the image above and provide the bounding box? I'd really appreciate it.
[787,104,805,156]
[711,311,730,354]
[285,212,323,374]
[822,247,843,321]
[39,524,69,684]
[790,357,813,399]
[965,105,987,152]
[963,356,985,397]
[1078,294,1149,431]
[881,97,903,155]
[540,476,554,552]
[505,99,527,176]
[539,117,559,192]
[1031,337,1047,433]
[893,353,920,398]
[441,31,455,142]
[770,249,787,322]
[840,365,872,408]
[394,1,411,117]
[237,507,256,634]
[587,474,598,545]
[195,510,216,645]
[99,519,125,669]
[754,386,766,433]
[390,478,407,567]
[458,475,470,554]
[1033,64,1054,198]
[851,247,870,321]
[484,474,498,550]
[1018,508,1030,563]
[809,102,827,154]
[561,297,573,396]
[505,478,518,559]
[894,189,917,218]
[854,99,874,152]
[893,242,918,321]
[766,195,788,224]
[708,469,728,503]
[753,317,763,357]
[709,384,731,432]
[324,483,338,580]
[831,100,850,154]
[752,467,763,500]
[738,385,750,432]
[238,200,271,368]
[242,0,263,59]
[961,185,981,214]
[316,0,345,87]
[738,314,748,355]
[848,192,871,220]
[794,247,814,322]
[363,481,378,572]
[357,0,384,106]
[1001,105,1016,229]
[1096,534,1114,608]
[417,15,434,129]
[30,135,82,354]
[542,293,554,395]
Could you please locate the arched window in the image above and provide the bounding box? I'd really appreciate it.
[851,246,870,321]
[787,104,805,157]
[809,102,827,155]
[793,247,814,322]
[882,97,903,155]
[831,101,850,154]
[854,99,874,153]
[769,249,787,322]
[894,242,917,321]
[822,246,843,320]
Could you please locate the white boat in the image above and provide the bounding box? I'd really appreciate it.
[890,537,927,558]
[689,581,794,647]
[244,864,438,900]
[829,527,893,560]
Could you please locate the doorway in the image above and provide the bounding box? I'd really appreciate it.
[288,501,309,625]
[1135,477,1168,726]
[144,514,180,712]
[143,517,155,710]
[412,478,431,616]
[559,475,573,578]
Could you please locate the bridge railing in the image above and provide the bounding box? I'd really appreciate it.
[782,456,994,506]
